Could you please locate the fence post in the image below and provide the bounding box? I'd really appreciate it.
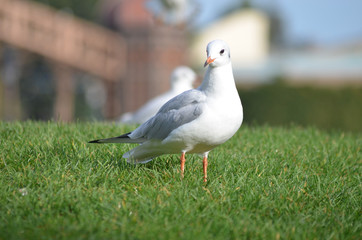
[53,64,74,122]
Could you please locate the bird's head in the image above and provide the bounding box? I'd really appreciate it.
[170,66,197,89]
[204,40,231,68]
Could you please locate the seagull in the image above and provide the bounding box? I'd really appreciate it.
[89,40,243,182]
[120,66,196,124]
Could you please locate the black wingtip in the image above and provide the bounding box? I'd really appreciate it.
[88,132,133,144]
[119,132,132,139]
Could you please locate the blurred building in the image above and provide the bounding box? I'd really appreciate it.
[190,3,362,88]
[99,0,188,117]
[0,0,188,121]
[0,0,127,121]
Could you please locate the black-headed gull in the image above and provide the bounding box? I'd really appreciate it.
[90,40,243,182]
[120,66,196,124]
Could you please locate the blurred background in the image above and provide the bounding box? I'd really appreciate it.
[0,0,361,132]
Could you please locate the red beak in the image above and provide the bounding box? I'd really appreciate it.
[204,56,215,67]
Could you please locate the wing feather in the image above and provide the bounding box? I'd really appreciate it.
[130,89,206,140]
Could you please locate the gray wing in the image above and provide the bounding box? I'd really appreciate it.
[129,89,206,140]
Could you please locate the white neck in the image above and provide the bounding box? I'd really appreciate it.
[198,62,237,97]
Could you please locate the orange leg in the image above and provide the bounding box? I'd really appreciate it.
[203,155,208,182]
[180,152,186,178]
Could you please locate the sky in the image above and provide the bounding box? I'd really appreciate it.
[193,0,362,46]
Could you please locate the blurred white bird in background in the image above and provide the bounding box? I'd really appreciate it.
[119,66,196,124]
[91,40,243,182]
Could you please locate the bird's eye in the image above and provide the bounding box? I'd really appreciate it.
[220,49,225,55]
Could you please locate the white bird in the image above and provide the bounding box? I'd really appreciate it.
[120,66,196,124]
[90,40,243,182]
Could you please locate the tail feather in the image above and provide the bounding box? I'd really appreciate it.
[123,147,155,164]
[122,141,166,164]
[89,133,168,165]
[88,132,145,144]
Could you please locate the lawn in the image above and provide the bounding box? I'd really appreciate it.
[0,121,361,239]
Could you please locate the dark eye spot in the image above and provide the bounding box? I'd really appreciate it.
[220,49,225,55]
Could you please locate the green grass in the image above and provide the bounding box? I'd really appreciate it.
[0,121,361,240]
